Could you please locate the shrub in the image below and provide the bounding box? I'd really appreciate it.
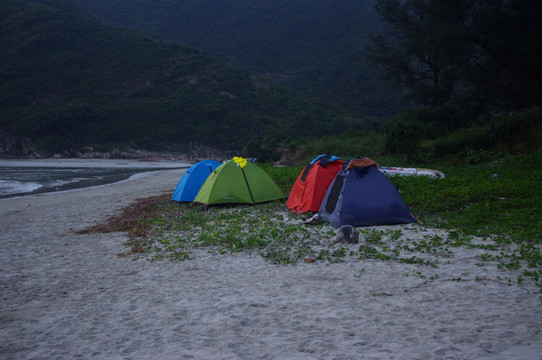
[243,135,281,163]
[417,103,468,137]
[489,107,542,153]
[381,111,422,161]
[431,126,488,158]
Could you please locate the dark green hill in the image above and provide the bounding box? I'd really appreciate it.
[70,0,409,118]
[1,0,360,154]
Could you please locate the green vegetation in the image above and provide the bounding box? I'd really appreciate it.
[3,0,540,160]
[114,151,541,287]
[391,152,542,244]
[71,0,408,118]
[273,106,541,165]
[1,0,361,155]
[369,0,542,111]
[383,107,542,162]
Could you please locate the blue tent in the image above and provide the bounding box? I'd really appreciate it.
[318,158,416,228]
[171,159,222,202]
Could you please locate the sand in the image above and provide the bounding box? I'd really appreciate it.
[1,161,541,359]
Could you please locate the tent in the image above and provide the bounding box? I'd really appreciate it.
[318,158,417,228]
[194,157,285,205]
[286,154,344,213]
[171,159,222,202]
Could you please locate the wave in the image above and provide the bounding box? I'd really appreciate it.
[0,167,151,199]
[0,179,43,196]
[47,177,99,188]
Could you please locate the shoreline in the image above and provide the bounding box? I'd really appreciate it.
[0,158,192,200]
[1,168,541,359]
[0,158,193,169]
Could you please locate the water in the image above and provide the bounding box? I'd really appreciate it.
[0,167,160,199]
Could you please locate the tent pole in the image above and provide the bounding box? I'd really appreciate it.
[241,168,256,204]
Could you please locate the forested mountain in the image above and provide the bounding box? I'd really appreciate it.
[1,0,362,154]
[70,0,409,118]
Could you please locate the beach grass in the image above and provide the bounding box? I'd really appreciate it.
[97,151,541,286]
[390,152,542,244]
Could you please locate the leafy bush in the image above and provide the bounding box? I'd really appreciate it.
[381,111,422,160]
[417,103,472,136]
[243,135,281,163]
[426,107,542,159]
[430,126,488,158]
[489,107,542,153]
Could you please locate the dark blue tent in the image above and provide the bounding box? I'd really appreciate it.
[171,159,222,202]
[318,158,416,228]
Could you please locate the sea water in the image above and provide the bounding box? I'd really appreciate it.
[0,167,149,199]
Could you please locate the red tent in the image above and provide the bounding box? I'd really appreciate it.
[286,155,344,213]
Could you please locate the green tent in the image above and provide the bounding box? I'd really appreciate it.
[194,157,285,205]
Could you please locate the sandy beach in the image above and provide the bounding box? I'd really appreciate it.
[1,161,541,359]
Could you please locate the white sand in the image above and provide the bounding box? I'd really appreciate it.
[1,161,541,359]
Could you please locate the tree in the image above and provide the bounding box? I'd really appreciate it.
[368,0,542,112]
[368,0,473,107]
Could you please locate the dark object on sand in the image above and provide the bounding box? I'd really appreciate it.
[336,225,359,244]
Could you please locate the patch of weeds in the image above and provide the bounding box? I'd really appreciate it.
[261,246,297,264]
[518,243,542,268]
[316,249,331,261]
[389,229,403,242]
[331,247,348,262]
[398,256,438,267]
[498,258,522,271]
[468,243,501,251]
[358,245,391,261]
[169,250,190,261]
[478,253,496,261]
[411,270,427,279]
[522,270,542,286]
[363,229,385,244]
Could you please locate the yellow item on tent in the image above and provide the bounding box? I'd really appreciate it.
[233,156,248,169]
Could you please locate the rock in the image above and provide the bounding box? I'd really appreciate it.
[335,225,359,244]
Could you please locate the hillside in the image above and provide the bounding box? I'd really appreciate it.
[0,0,361,155]
[70,0,409,118]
